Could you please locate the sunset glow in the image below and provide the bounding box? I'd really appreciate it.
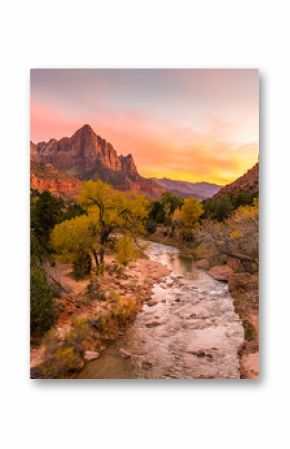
[31,69,259,185]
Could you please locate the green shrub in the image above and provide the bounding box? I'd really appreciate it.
[86,278,106,301]
[73,251,92,279]
[41,345,83,378]
[244,320,255,341]
[40,318,89,378]
[31,264,55,337]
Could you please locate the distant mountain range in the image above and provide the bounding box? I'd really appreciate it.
[150,177,221,199]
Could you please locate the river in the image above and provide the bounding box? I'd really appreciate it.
[76,242,244,379]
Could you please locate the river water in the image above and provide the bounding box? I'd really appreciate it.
[76,242,244,379]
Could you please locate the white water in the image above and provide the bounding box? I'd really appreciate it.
[77,242,244,379]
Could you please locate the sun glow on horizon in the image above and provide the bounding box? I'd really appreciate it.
[31,69,259,185]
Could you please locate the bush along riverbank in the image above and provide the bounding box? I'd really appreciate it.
[31,256,169,379]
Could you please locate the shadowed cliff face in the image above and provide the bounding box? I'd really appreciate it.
[214,162,259,198]
[33,124,164,198]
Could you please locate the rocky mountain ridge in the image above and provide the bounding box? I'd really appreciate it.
[33,124,164,198]
[151,177,221,199]
[214,162,259,198]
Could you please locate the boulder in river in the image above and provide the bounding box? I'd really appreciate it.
[84,350,100,362]
[208,265,233,281]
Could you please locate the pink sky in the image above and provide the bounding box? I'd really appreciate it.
[31,69,259,185]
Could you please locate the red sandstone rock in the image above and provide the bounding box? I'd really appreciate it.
[33,124,164,198]
[196,259,210,270]
[227,257,245,273]
[208,265,233,281]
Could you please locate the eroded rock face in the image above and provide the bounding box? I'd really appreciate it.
[33,124,164,198]
[208,265,233,281]
[30,159,81,198]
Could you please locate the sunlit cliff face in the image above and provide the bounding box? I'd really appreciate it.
[31,69,259,185]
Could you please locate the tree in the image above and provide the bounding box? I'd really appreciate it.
[115,234,138,266]
[195,200,259,265]
[161,192,183,225]
[172,198,203,241]
[31,190,64,249]
[148,201,166,224]
[31,265,55,337]
[173,198,203,227]
[50,180,148,273]
[50,214,99,267]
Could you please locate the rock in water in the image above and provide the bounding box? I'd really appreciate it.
[84,350,100,362]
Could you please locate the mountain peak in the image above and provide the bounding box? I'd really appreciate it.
[33,124,164,198]
[72,123,95,138]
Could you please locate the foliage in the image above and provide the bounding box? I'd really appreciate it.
[171,198,203,241]
[148,192,183,229]
[62,202,86,221]
[194,200,259,264]
[30,190,87,339]
[149,201,166,224]
[202,191,258,221]
[244,320,255,341]
[64,317,90,352]
[86,277,106,301]
[31,264,55,337]
[31,190,64,250]
[40,318,89,378]
[161,192,183,225]
[50,180,149,273]
[115,234,138,266]
[172,198,204,227]
[73,251,92,279]
[98,294,139,333]
[50,214,97,263]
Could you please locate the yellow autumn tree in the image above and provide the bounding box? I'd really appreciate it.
[172,198,204,227]
[172,198,204,241]
[50,180,148,273]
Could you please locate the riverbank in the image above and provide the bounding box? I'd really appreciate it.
[30,255,169,378]
[76,242,244,379]
[230,279,259,378]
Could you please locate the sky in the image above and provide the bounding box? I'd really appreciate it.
[30,69,259,185]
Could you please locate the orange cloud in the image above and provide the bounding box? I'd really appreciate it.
[30,101,258,185]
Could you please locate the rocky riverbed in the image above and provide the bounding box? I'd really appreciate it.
[76,242,244,379]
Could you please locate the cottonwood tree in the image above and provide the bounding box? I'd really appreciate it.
[172,198,204,240]
[50,180,148,273]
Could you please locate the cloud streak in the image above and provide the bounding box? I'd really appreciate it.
[30,69,259,185]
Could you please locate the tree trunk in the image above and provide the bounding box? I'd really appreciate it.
[99,246,105,274]
[92,249,99,271]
